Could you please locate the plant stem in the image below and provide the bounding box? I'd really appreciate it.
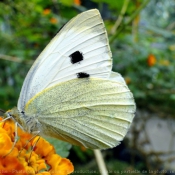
[111,0,130,34]
[109,0,150,44]
[0,54,32,65]
[94,150,108,175]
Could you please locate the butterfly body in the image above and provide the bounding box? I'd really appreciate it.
[5,9,136,149]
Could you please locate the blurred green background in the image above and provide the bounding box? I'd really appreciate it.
[0,0,175,174]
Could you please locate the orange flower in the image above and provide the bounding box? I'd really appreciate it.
[50,18,58,24]
[0,156,27,175]
[125,77,131,84]
[74,0,81,5]
[43,9,51,15]
[147,54,156,66]
[0,117,74,175]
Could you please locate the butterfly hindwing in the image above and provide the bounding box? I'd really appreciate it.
[24,74,135,149]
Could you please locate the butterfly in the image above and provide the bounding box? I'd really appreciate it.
[5,9,136,149]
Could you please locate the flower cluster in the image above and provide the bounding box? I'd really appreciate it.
[0,117,74,175]
[147,54,156,66]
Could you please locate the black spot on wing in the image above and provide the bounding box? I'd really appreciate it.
[77,72,90,78]
[69,51,83,64]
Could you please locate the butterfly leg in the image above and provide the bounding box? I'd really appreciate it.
[0,116,11,122]
[18,130,40,157]
[28,134,40,163]
[3,122,19,157]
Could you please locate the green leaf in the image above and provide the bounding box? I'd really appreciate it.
[45,137,72,158]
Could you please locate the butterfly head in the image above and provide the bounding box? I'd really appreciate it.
[5,107,40,134]
[4,107,25,129]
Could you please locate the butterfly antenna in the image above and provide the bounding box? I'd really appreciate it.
[0,109,5,116]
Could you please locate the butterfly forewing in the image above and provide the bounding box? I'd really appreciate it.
[18,9,112,111]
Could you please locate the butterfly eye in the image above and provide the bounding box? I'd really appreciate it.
[77,72,90,78]
[69,51,83,64]
[21,111,25,114]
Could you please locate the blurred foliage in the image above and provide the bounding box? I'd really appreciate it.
[0,0,175,173]
[72,159,143,175]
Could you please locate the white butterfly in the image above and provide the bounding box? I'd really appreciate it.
[6,9,136,149]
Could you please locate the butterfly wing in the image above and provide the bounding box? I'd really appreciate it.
[25,73,135,149]
[18,9,112,111]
